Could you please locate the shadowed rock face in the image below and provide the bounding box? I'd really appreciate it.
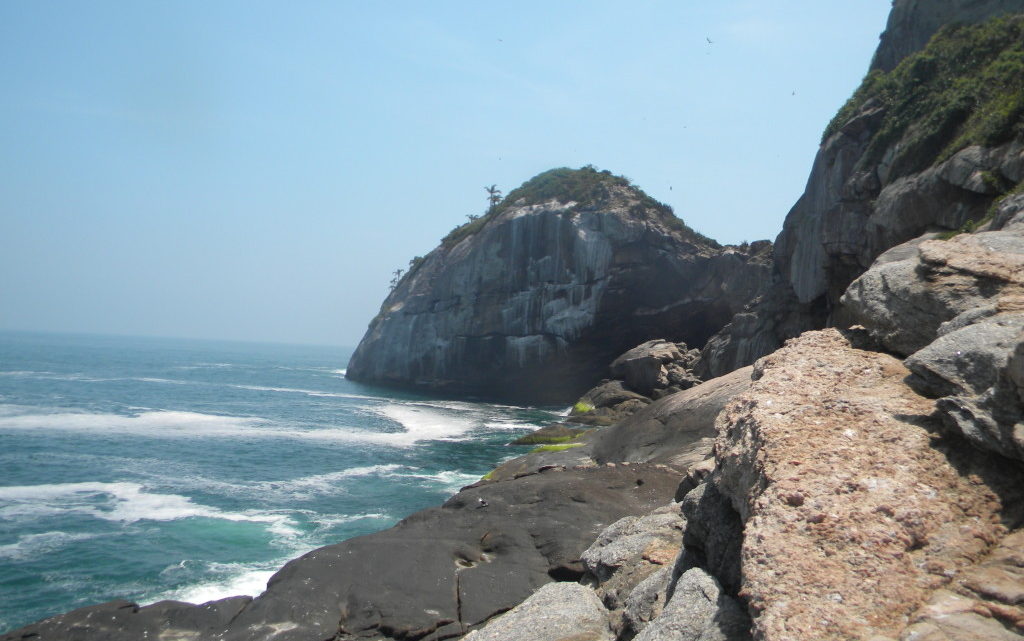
[347,170,771,404]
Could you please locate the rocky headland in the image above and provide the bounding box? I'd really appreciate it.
[7,1,1024,640]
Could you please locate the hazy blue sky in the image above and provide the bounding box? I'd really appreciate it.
[1,1,892,347]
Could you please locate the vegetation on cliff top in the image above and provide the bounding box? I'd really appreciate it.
[824,14,1024,179]
[441,166,719,248]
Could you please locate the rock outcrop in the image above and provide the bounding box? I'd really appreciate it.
[871,0,1024,72]
[706,330,1024,639]
[698,13,1024,378]
[843,198,1024,465]
[347,167,771,404]
[568,338,703,426]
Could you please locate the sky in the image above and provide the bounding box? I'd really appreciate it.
[0,1,893,347]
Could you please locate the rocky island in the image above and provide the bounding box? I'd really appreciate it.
[7,1,1024,640]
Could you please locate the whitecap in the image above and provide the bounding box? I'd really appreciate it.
[155,562,278,604]
[0,531,99,561]
[311,512,390,528]
[0,404,541,448]
[0,482,299,538]
[393,469,482,490]
[365,403,479,445]
[482,420,544,431]
[0,408,267,438]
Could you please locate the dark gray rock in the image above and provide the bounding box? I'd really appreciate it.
[347,170,770,405]
[0,596,252,641]
[590,366,753,467]
[609,340,698,397]
[568,380,651,427]
[633,567,750,641]
[906,313,1024,462]
[510,423,588,446]
[460,582,613,641]
[483,437,597,483]
[679,482,744,597]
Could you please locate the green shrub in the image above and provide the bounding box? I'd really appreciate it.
[441,166,719,249]
[823,16,1024,179]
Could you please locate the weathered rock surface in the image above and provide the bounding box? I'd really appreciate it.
[0,597,253,641]
[622,567,672,636]
[589,366,753,467]
[870,0,1024,72]
[632,566,750,641]
[843,228,1024,356]
[608,339,701,397]
[509,423,588,446]
[568,379,652,427]
[4,465,680,641]
[347,168,771,404]
[460,582,613,641]
[581,504,684,613]
[842,219,1024,464]
[907,313,1024,463]
[705,329,1024,641]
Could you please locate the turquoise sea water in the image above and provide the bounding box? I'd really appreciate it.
[0,331,561,633]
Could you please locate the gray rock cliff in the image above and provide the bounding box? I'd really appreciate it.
[347,167,771,404]
[699,12,1024,378]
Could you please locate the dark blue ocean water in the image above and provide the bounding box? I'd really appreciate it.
[0,331,561,632]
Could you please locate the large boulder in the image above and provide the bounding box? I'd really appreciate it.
[347,167,771,404]
[460,582,614,641]
[842,227,1024,356]
[632,567,750,641]
[842,216,1024,463]
[906,313,1024,463]
[702,329,1024,641]
[581,504,685,613]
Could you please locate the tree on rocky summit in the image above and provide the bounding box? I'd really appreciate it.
[485,184,502,212]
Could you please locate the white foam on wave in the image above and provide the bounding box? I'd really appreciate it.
[0,531,99,561]
[250,464,405,498]
[396,469,481,490]
[0,482,298,538]
[156,562,278,604]
[483,419,543,431]
[226,384,384,401]
[311,512,390,528]
[0,407,266,438]
[366,402,480,445]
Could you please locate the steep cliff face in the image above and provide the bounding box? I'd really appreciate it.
[700,11,1024,377]
[347,167,771,404]
[871,0,1024,72]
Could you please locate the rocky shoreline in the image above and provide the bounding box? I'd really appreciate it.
[7,2,1024,640]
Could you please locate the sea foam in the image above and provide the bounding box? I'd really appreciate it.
[0,481,298,535]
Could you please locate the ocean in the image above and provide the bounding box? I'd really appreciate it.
[0,331,562,633]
